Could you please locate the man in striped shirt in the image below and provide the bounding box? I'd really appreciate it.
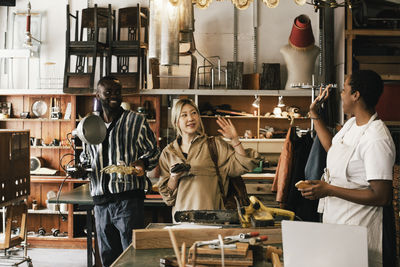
[87,76,160,267]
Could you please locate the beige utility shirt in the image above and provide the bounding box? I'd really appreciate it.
[158,135,262,215]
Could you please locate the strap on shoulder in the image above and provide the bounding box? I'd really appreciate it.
[207,136,226,201]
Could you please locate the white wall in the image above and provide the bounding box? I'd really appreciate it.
[0,0,324,89]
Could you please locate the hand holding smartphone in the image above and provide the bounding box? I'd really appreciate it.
[315,84,335,105]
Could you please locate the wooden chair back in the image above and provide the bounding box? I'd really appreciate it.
[80,6,109,42]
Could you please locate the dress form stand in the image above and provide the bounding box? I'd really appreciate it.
[281,14,319,90]
[281,44,319,89]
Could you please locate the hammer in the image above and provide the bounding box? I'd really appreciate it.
[266,245,283,267]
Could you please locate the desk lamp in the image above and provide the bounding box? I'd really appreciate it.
[67,115,106,178]
[273,96,285,117]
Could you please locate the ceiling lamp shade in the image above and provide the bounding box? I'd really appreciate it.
[263,0,279,8]
[195,0,212,9]
[149,0,194,66]
[232,0,253,10]
[294,0,307,5]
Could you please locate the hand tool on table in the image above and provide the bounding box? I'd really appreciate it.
[195,231,267,248]
[236,196,295,227]
[174,196,295,227]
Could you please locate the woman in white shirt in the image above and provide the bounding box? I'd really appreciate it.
[299,70,396,267]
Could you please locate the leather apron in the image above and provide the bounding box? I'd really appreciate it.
[318,113,382,267]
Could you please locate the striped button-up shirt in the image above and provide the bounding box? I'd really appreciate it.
[88,108,160,201]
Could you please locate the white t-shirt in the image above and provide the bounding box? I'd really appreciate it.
[332,117,395,183]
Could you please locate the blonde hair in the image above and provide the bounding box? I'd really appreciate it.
[171,98,205,138]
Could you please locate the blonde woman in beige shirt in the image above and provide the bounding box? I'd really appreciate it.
[158,98,262,219]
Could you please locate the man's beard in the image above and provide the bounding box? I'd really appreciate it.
[100,99,121,113]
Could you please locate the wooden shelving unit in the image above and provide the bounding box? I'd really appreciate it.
[0,92,161,248]
[345,7,400,80]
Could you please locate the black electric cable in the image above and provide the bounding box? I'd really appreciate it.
[55,175,70,221]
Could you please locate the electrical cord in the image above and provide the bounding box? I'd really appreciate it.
[55,175,70,221]
[59,153,75,172]
[57,132,76,221]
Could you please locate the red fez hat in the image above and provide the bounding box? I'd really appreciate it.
[289,15,315,49]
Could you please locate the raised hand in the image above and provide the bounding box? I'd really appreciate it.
[216,117,239,141]
[310,84,332,118]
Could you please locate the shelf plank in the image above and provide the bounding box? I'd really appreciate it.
[27,209,86,215]
[0,118,71,122]
[346,29,400,37]
[381,74,400,81]
[0,88,316,96]
[28,208,68,215]
[27,236,88,249]
[139,89,315,96]
[385,121,400,126]
[30,176,89,183]
[0,89,65,95]
[241,173,275,181]
[201,115,309,120]
[31,146,73,149]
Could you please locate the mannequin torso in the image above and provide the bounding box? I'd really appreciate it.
[280,44,319,89]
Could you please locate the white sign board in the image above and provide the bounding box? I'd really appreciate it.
[282,220,368,267]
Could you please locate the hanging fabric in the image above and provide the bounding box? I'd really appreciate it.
[286,131,314,221]
[304,134,326,180]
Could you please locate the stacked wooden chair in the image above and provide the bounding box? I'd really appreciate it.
[107,4,149,92]
[63,4,149,94]
[63,4,110,94]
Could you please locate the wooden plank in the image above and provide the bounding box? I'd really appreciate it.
[346,29,400,37]
[188,250,253,266]
[355,56,400,64]
[359,63,400,75]
[246,183,273,195]
[189,242,249,257]
[381,74,400,81]
[132,227,281,249]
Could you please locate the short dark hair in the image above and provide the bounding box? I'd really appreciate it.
[97,76,122,91]
[349,70,383,109]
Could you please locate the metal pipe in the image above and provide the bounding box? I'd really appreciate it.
[253,0,258,73]
[233,7,238,62]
